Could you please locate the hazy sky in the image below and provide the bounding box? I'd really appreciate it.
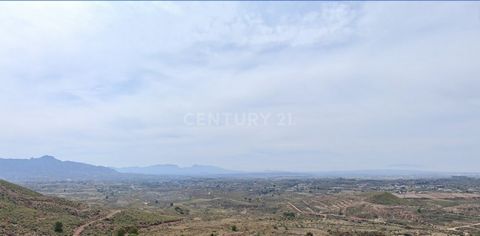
[1,2,480,172]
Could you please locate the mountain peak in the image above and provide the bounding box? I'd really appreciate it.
[36,155,58,161]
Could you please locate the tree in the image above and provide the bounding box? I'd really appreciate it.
[54,221,63,233]
[116,228,126,236]
[306,232,314,236]
[231,225,238,232]
[283,212,295,219]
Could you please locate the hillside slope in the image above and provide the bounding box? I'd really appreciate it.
[367,192,410,205]
[0,179,100,235]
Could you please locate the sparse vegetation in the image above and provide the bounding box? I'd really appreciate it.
[0,179,99,235]
[81,209,180,235]
[4,177,480,235]
[368,192,408,205]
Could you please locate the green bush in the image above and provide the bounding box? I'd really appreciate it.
[126,226,139,234]
[116,228,126,236]
[283,212,296,219]
[53,221,63,233]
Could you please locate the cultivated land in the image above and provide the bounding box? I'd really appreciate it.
[1,176,474,235]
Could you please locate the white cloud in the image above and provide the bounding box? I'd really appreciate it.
[0,2,479,171]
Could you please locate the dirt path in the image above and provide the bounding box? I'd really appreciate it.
[73,210,121,236]
[448,222,480,231]
[288,202,304,214]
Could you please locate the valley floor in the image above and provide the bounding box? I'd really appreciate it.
[15,177,480,235]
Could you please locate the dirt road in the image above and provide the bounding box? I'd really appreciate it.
[73,210,121,236]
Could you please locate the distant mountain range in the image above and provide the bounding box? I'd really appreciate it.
[116,164,239,176]
[0,155,476,182]
[0,156,241,181]
[0,155,121,181]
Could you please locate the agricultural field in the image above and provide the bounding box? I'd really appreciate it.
[14,177,480,235]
